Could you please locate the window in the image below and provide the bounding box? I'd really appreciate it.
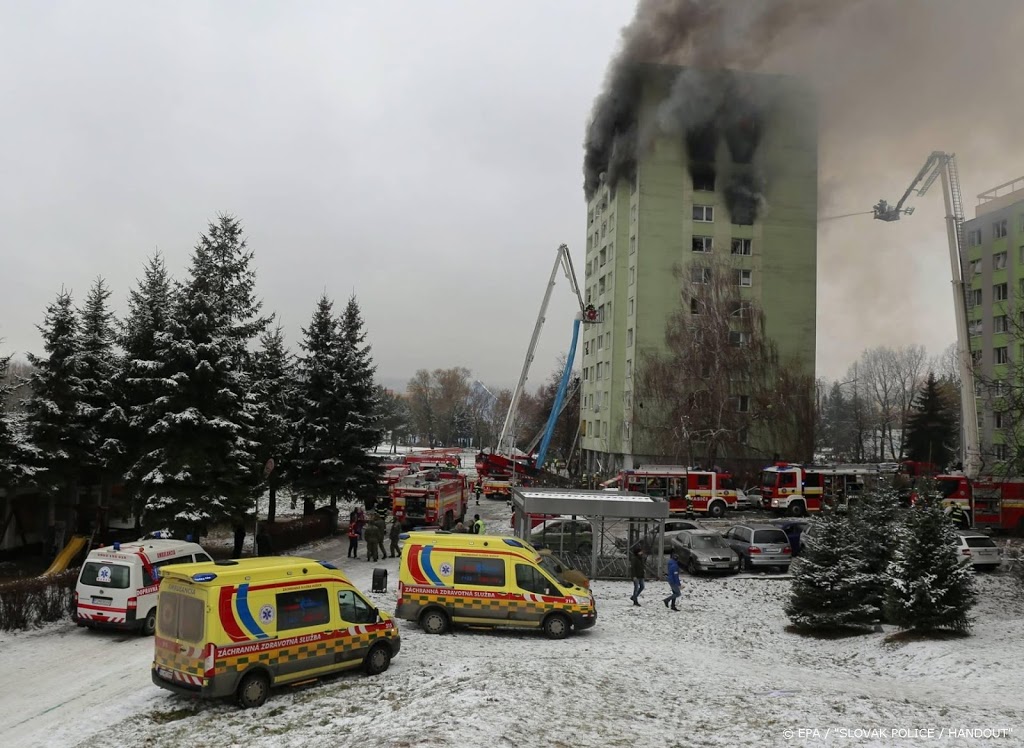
[338,589,376,624]
[277,588,330,631]
[968,289,982,307]
[626,360,632,378]
[630,178,637,195]
[598,276,606,294]
[630,235,636,254]
[626,328,634,346]
[691,267,711,284]
[596,335,603,351]
[691,298,701,315]
[588,209,594,226]
[994,219,1008,239]
[693,205,714,222]
[596,362,603,379]
[628,297,634,316]
[604,332,611,348]
[515,564,558,596]
[582,366,589,381]
[995,346,1009,364]
[454,556,506,586]
[731,238,752,256]
[158,591,205,643]
[622,421,631,440]
[601,221,607,237]
[81,562,130,589]
[968,319,982,337]
[969,259,982,275]
[602,421,608,438]
[995,444,1009,460]
[692,168,715,192]
[995,412,1005,430]
[994,252,1008,270]
[631,205,637,223]
[971,350,982,366]
[994,315,1009,333]
[599,248,607,266]
[730,394,751,412]
[629,267,635,285]
[730,301,752,318]
[994,283,1008,301]
[735,269,753,287]
[146,555,195,586]
[968,229,982,246]
[729,331,751,347]
[692,236,713,253]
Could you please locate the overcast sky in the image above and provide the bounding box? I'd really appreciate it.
[2,1,1022,392]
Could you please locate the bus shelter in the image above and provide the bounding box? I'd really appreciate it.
[511,487,670,580]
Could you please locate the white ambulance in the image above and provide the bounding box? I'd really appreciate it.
[74,539,212,635]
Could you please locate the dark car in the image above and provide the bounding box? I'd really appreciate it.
[670,530,739,575]
[771,519,812,556]
[722,523,792,571]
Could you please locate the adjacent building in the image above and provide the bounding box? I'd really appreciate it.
[578,65,817,473]
[963,177,1024,464]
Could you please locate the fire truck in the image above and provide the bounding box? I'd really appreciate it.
[760,463,881,515]
[925,473,1024,533]
[600,466,738,517]
[390,469,468,530]
[405,449,462,469]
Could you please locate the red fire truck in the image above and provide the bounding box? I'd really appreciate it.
[390,469,468,530]
[600,466,738,517]
[405,449,462,469]
[760,463,881,515]
[927,473,1024,533]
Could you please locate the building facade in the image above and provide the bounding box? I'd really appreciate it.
[579,66,817,474]
[963,178,1024,465]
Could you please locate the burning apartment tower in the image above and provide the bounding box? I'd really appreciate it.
[578,64,817,473]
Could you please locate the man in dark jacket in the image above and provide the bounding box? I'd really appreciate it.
[629,547,646,606]
[364,521,380,562]
[663,553,683,611]
[373,514,388,560]
[389,518,402,558]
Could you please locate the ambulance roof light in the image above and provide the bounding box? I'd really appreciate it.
[113,542,121,551]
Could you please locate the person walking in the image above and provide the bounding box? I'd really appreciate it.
[389,518,402,558]
[663,552,683,611]
[629,546,646,606]
[347,521,360,559]
[364,521,380,562]
[374,514,388,560]
[474,481,482,505]
[472,514,485,535]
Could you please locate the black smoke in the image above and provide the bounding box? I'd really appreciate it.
[583,0,852,201]
[724,172,766,226]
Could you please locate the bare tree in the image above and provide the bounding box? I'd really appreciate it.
[634,256,814,470]
[892,344,927,459]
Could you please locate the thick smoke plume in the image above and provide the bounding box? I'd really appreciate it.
[583,0,855,221]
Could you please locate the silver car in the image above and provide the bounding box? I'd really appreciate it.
[722,524,792,571]
[614,519,701,554]
[670,530,739,575]
[955,531,1001,571]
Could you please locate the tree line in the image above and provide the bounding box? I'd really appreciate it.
[0,215,382,534]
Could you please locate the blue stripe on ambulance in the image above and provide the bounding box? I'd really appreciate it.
[420,546,445,586]
[236,583,269,639]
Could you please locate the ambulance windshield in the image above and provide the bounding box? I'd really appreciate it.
[81,562,130,589]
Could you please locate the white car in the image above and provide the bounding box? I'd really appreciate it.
[954,531,1001,571]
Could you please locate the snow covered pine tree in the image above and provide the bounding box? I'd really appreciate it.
[786,508,877,631]
[884,496,977,634]
[0,345,38,492]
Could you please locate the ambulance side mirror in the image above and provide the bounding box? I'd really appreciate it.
[373,608,382,623]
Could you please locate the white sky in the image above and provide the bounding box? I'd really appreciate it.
[2,1,1022,390]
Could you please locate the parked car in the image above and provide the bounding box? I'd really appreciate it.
[722,524,792,571]
[613,519,701,554]
[954,531,1002,571]
[670,530,739,575]
[733,489,755,511]
[770,519,812,556]
[529,517,594,555]
[743,486,765,509]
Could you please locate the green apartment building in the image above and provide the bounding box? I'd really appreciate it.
[964,177,1024,465]
[579,66,817,473]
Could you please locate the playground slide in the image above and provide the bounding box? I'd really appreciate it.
[42,535,88,576]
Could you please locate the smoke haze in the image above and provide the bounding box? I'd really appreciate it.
[585,0,1024,378]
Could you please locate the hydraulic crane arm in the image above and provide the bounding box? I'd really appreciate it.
[873,150,949,222]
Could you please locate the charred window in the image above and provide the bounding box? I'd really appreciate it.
[724,115,763,165]
[692,165,716,192]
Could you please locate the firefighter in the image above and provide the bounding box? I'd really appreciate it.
[947,502,968,529]
[389,517,402,558]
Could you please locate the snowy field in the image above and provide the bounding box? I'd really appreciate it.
[1,483,1022,748]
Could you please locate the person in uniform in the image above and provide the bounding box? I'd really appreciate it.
[389,518,402,558]
[364,521,380,562]
[374,514,388,559]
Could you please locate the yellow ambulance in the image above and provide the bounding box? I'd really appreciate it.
[396,532,596,639]
[151,557,400,708]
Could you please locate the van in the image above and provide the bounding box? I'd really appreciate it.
[395,532,596,639]
[151,557,401,708]
[74,539,212,635]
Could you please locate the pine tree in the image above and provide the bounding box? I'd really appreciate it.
[786,509,877,631]
[290,295,347,511]
[848,488,903,622]
[77,278,125,501]
[335,295,383,500]
[884,497,977,633]
[904,371,957,468]
[252,324,293,522]
[0,346,38,490]
[128,222,264,533]
[120,252,176,524]
[24,290,91,510]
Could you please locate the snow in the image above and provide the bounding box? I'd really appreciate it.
[3,458,1022,748]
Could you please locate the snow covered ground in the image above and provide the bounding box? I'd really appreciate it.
[2,474,1022,748]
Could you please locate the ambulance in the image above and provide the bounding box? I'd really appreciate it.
[74,538,211,635]
[395,532,596,639]
[151,557,401,708]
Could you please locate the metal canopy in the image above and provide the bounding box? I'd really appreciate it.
[512,487,669,519]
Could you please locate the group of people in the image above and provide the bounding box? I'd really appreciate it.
[629,546,683,611]
[347,507,401,562]
[453,514,486,534]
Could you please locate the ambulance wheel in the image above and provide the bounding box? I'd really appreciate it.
[420,607,450,635]
[140,609,156,637]
[364,643,392,675]
[543,613,571,640]
[237,671,270,709]
[708,501,726,519]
